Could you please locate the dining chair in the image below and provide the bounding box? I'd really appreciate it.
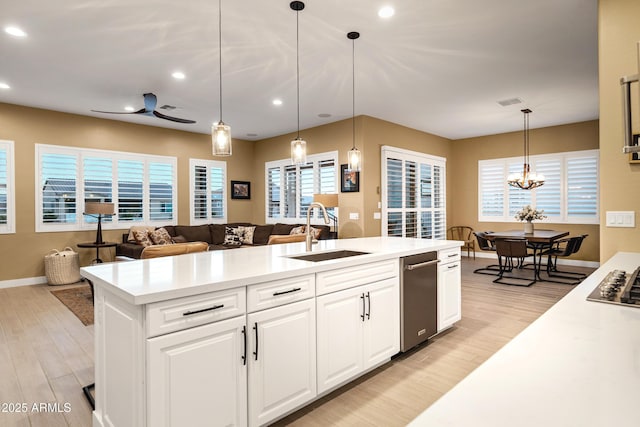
[538,234,588,283]
[472,231,502,275]
[493,238,536,287]
[447,226,476,259]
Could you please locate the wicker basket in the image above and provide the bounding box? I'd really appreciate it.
[44,247,81,285]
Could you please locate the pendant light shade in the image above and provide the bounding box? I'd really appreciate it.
[347,31,361,172]
[290,1,307,165]
[212,0,232,156]
[507,108,544,190]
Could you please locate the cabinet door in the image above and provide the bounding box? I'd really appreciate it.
[247,298,316,427]
[363,278,400,369]
[316,285,365,394]
[147,316,247,427]
[438,261,462,332]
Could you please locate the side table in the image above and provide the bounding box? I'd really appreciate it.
[77,242,117,264]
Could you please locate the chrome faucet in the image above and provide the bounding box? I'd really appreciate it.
[306,202,330,251]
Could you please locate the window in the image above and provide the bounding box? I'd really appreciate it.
[0,140,15,234]
[265,152,338,223]
[382,146,447,239]
[36,144,177,232]
[190,159,226,224]
[478,149,599,224]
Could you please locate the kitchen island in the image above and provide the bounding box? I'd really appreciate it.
[81,236,462,427]
[410,251,640,427]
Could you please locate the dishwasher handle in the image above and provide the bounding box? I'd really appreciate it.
[404,259,440,271]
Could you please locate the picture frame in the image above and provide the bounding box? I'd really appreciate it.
[629,135,640,163]
[231,180,251,199]
[340,164,360,193]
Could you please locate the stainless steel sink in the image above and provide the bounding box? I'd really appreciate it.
[286,250,370,262]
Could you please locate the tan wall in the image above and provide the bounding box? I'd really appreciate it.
[449,120,600,262]
[0,103,255,281]
[598,0,640,261]
[360,116,452,237]
[251,115,452,239]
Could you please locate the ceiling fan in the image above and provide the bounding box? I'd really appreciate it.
[91,93,196,124]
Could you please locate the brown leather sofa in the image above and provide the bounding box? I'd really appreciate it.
[116,222,331,260]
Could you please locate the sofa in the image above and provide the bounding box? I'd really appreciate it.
[116,222,332,260]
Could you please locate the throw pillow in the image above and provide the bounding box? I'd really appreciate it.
[223,226,242,246]
[172,235,187,243]
[132,229,153,247]
[237,226,256,244]
[290,226,305,235]
[308,226,322,240]
[149,227,173,245]
[127,225,155,242]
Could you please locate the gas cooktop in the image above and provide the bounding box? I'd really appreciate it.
[587,267,640,307]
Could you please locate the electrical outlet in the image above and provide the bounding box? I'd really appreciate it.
[373,212,381,220]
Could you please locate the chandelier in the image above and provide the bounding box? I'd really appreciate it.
[507,108,544,190]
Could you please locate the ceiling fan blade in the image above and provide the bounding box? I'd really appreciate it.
[143,93,157,112]
[91,108,146,115]
[153,110,196,124]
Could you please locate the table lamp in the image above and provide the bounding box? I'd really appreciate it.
[313,194,339,238]
[84,202,115,244]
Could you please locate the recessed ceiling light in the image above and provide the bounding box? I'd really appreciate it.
[172,71,185,80]
[378,6,395,18]
[272,99,283,106]
[124,106,135,112]
[0,82,10,89]
[5,26,27,37]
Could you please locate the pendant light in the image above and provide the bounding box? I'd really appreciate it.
[212,0,232,156]
[290,1,307,165]
[347,31,361,172]
[507,108,545,190]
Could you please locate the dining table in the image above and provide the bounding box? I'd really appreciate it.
[483,229,570,282]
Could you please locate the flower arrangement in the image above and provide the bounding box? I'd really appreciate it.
[515,205,546,222]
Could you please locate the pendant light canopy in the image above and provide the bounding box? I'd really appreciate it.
[290,1,307,165]
[507,108,545,190]
[212,0,232,156]
[347,31,361,172]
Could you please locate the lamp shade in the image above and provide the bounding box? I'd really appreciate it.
[313,193,338,208]
[85,202,114,215]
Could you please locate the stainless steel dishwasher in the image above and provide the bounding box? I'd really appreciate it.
[400,251,439,352]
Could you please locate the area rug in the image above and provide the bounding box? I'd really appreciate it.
[51,285,94,326]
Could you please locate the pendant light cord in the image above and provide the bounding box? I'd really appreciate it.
[352,36,355,150]
[296,8,300,138]
[218,0,223,121]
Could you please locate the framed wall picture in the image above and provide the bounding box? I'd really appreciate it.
[629,134,640,163]
[231,180,251,199]
[340,164,360,193]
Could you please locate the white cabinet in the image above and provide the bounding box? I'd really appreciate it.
[316,278,399,394]
[147,316,247,427]
[247,298,316,427]
[438,248,462,332]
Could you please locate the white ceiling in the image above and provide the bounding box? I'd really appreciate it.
[0,0,598,141]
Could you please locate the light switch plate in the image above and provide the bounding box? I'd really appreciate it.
[605,211,635,227]
[349,212,359,220]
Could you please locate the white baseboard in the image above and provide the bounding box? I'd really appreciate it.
[464,251,600,269]
[0,275,48,289]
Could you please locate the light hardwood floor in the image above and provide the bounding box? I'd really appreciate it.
[0,258,593,427]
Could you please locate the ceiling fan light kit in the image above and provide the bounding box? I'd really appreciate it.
[290,1,307,165]
[212,0,232,156]
[507,108,545,190]
[347,31,361,173]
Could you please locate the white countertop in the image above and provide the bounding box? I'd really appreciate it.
[410,251,640,427]
[80,236,461,305]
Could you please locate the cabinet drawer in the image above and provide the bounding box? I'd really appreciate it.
[247,274,315,313]
[316,259,398,296]
[439,247,461,264]
[146,288,246,338]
